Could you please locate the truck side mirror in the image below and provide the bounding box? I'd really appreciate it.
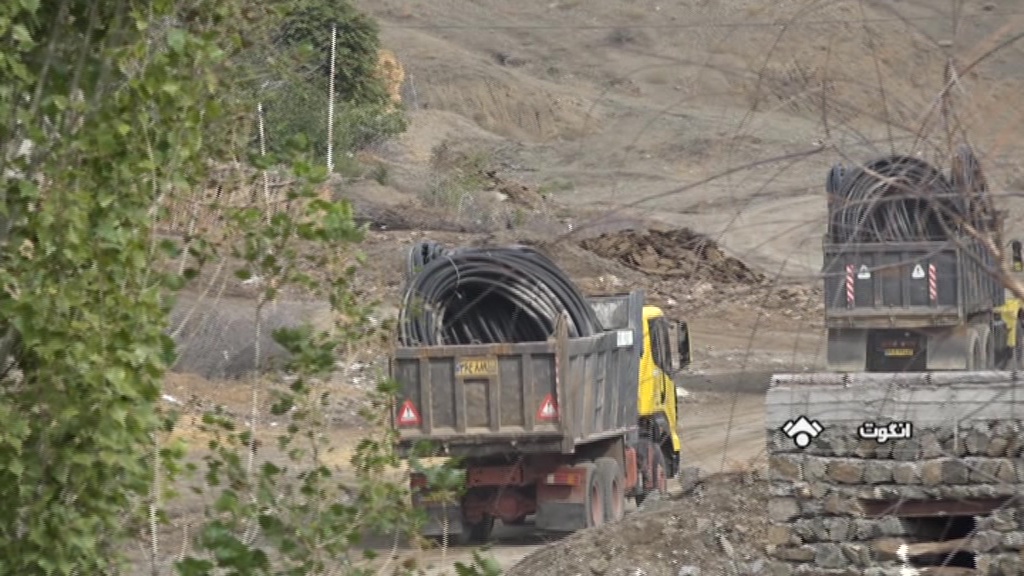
[1013,240,1023,272]
[676,321,691,369]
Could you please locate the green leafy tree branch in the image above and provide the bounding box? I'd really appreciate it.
[0,0,261,573]
[0,0,495,574]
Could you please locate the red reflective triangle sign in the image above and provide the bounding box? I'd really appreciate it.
[397,399,421,426]
[537,394,559,421]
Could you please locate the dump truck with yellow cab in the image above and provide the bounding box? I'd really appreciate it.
[390,242,690,541]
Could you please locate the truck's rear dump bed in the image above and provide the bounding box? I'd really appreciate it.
[392,292,642,457]
[822,237,1003,326]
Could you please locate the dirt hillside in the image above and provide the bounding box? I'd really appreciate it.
[362,0,1024,278]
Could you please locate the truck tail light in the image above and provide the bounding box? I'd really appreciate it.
[545,469,583,486]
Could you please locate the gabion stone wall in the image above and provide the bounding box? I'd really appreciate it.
[765,372,1024,575]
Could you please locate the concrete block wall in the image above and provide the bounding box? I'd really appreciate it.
[764,373,1024,575]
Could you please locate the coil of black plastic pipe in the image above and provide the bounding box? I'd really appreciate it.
[398,241,603,346]
[828,154,972,244]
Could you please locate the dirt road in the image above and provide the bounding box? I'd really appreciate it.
[679,392,767,474]
[409,389,767,575]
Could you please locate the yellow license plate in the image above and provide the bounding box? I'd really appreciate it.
[884,348,915,357]
[456,357,497,377]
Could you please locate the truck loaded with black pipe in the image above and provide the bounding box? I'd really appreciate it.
[822,145,1024,372]
[390,241,692,541]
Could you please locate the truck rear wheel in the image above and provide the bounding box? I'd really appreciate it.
[581,462,604,528]
[978,324,992,369]
[967,330,981,370]
[1016,316,1024,369]
[464,515,495,544]
[596,457,625,523]
[635,440,668,507]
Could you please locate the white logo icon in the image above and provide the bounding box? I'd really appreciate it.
[781,416,825,449]
[857,265,871,279]
[911,264,925,279]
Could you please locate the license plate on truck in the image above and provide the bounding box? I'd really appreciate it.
[456,357,497,377]
[880,338,917,357]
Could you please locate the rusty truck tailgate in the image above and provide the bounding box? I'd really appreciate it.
[392,341,561,440]
[391,331,639,456]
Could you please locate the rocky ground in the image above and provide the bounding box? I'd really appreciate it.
[506,473,771,576]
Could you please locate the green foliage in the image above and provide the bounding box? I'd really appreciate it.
[0,1,491,575]
[334,103,409,152]
[253,0,408,162]
[273,0,386,104]
[167,137,493,575]
[0,0,258,572]
[454,552,503,576]
[370,161,391,185]
[423,146,492,211]
[260,84,407,159]
[171,147,381,576]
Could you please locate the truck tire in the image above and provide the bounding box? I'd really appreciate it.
[1015,316,1024,370]
[635,440,668,507]
[579,462,604,528]
[983,323,991,366]
[978,324,993,369]
[966,330,981,371]
[596,457,625,523]
[464,515,495,544]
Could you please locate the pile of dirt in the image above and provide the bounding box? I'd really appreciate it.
[579,228,765,285]
[506,473,770,576]
[483,169,545,209]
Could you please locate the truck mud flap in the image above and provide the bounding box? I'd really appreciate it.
[924,328,971,370]
[534,464,591,532]
[417,503,464,538]
[826,329,867,372]
[534,502,587,532]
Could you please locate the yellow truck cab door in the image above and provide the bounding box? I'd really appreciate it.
[639,310,683,457]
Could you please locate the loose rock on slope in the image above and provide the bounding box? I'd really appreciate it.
[580,228,765,285]
[505,473,769,576]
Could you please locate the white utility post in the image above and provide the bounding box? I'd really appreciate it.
[326,23,337,173]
